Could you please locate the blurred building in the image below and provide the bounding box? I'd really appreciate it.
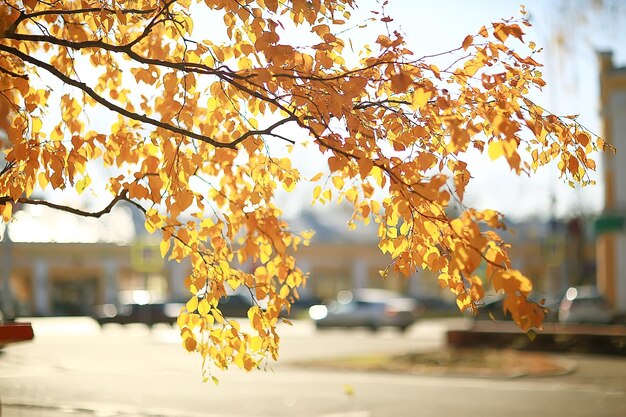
[0,203,188,316]
[596,51,626,313]
[2,198,596,316]
[289,207,591,302]
[288,208,436,301]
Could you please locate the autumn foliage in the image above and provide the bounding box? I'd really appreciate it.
[0,0,608,377]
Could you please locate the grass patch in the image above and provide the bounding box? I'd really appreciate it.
[292,348,573,378]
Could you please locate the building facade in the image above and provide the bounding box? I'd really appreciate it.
[596,52,626,313]
[3,241,189,316]
[1,201,584,316]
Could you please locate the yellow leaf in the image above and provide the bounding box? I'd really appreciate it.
[301,230,315,240]
[37,172,49,190]
[145,219,157,234]
[282,177,296,192]
[332,176,344,189]
[345,187,358,203]
[218,260,231,275]
[76,176,92,195]
[429,64,441,79]
[1,203,13,222]
[186,296,199,313]
[412,88,431,109]
[249,336,263,351]
[487,141,503,160]
[32,117,43,133]
[50,126,63,142]
[313,185,322,200]
[211,309,224,324]
[197,298,210,316]
[160,238,170,258]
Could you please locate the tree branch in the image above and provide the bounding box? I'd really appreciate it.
[0,64,28,79]
[230,116,297,147]
[125,0,178,48]
[1,32,240,80]
[0,189,143,218]
[0,42,232,148]
[0,161,15,177]
[0,37,301,149]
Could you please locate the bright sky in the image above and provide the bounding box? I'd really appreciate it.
[280,0,626,221]
[379,0,625,221]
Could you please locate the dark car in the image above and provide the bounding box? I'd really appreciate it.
[214,292,256,317]
[281,294,324,318]
[310,289,419,332]
[412,294,454,316]
[473,293,561,322]
[181,291,260,318]
[473,295,510,321]
[93,302,182,327]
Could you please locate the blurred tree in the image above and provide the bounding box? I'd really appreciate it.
[0,0,609,378]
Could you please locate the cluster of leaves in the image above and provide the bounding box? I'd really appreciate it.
[0,0,610,377]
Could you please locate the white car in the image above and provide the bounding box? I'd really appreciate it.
[309,289,419,332]
[558,286,614,324]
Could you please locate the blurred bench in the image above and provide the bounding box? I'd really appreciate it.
[447,321,626,355]
[0,322,34,346]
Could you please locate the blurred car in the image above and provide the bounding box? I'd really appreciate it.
[472,294,512,321]
[93,302,182,327]
[214,292,256,317]
[309,288,419,332]
[184,290,263,318]
[412,294,454,316]
[466,293,561,323]
[282,294,324,318]
[558,286,613,324]
[0,289,17,323]
[473,293,561,322]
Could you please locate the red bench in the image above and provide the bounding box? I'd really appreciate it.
[0,322,34,346]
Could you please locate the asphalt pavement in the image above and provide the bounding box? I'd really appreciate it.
[1,317,625,417]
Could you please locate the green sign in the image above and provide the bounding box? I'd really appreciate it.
[594,213,626,235]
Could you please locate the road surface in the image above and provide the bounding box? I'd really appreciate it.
[1,317,624,417]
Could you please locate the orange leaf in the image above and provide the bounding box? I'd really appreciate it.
[462,35,473,50]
